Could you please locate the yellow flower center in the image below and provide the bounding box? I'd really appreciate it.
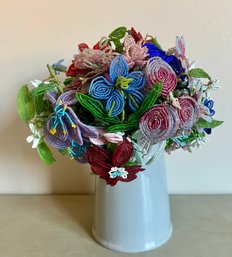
[115,76,133,90]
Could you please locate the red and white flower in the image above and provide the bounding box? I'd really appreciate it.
[86,140,144,186]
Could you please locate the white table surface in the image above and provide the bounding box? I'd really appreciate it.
[0,195,231,257]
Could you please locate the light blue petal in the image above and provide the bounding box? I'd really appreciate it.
[89,76,114,99]
[106,90,124,117]
[126,71,145,91]
[127,90,144,112]
[110,55,129,83]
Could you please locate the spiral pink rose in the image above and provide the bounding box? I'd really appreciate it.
[146,57,177,97]
[139,104,180,144]
[177,96,200,129]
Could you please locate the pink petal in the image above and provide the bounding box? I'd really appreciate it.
[89,136,107,146]
[104,133,123,144]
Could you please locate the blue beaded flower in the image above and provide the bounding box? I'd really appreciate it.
[143,43,184,75]
[203,99,215,134]
[89,55,145,117]
[203,99,215,116]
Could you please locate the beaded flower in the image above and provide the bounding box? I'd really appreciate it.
[89,55,145,117]
[146,57,177,97]
[86,140,144,186]
[45,90,97,148]
[144,42,184,75]
[139,104,180,144]
[17,26,223,185]
[123,35,149,69]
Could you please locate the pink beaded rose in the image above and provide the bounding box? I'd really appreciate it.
[177,96,200,130]
[139,104,180,144]
[146,57,177,97]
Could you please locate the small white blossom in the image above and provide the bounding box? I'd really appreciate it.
[109,167,128,179]
[26,123,41,148]
[203,79,221,91]
[30,79,50,88]
[169,92,181,109]
[190,136,209,150]
[189,77,204,91]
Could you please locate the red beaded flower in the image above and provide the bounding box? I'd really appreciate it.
[86,140,144,186]
[128,27,143,43]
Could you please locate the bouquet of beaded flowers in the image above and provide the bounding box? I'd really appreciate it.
[17,27,223,186]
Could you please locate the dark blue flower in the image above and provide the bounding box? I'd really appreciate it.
[203,99,215,116]
[89,55,145,117]
[204,128,212,135]
[203,99,215,135]
[143,43,184,75]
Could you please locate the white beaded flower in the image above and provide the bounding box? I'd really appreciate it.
[26,123,41,148]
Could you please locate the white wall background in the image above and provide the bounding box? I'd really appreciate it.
[0,0,231,194]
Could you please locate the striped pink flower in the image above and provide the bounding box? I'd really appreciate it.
[146,57,177,97]
[139,104,180,144]
[177,96,200,129]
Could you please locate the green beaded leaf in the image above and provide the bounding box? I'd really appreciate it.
[107,122,136,133]
[122,160,139,167]
[189,68,211,80]
[107,83,162,133]
[112,38,123,53]
[128,82,162,122]
[76,93,119,124]
[197,118,223,129]
[33,94,45,115]
[36,141,56,165]
[150,36,163,50]
[106,142,117,154]
[17,84,35,122]
[64,77,75,86]
[30,82,55,115]
[58,148,68,155]
[31,82,56,97]
[182,131,205,143]
[165,138,173,149]
[109,26,127,39]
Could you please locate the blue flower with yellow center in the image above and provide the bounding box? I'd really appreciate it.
[89,55,145,117]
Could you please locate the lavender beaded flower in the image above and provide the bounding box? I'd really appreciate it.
[89,55,145,117]
[45,90,97,148]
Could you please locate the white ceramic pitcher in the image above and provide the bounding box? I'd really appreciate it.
[92,152,172,253]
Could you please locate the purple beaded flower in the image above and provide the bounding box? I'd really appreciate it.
[89,55,145,117]
[45,90,97,148]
